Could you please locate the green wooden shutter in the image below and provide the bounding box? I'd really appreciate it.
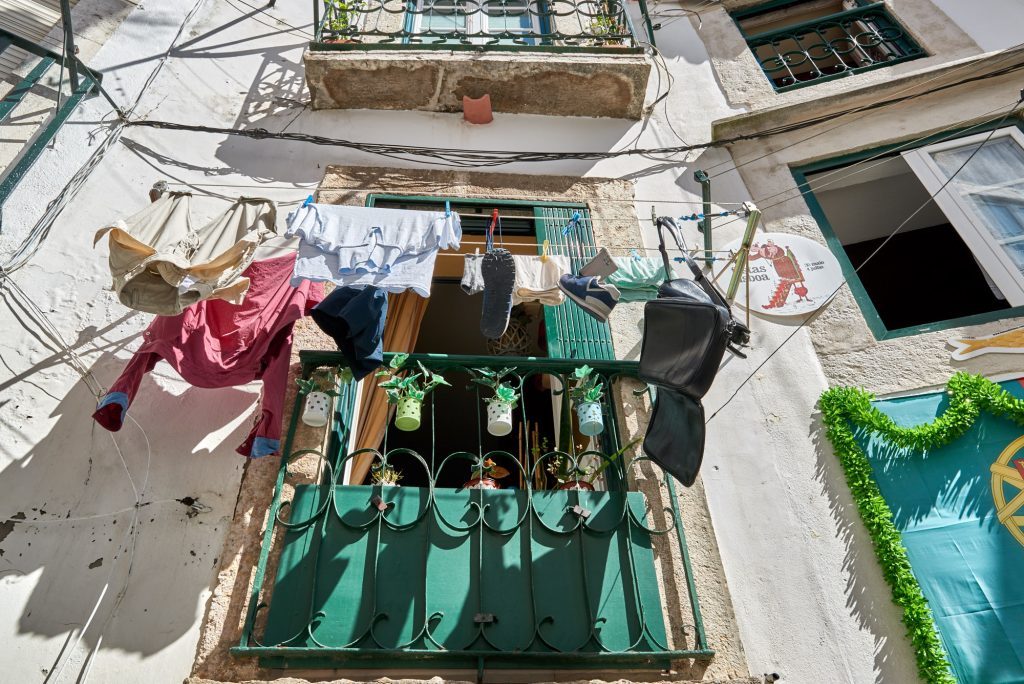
[535,206,615,360]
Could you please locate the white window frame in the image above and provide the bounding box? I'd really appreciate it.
[902,126,1024,307]
[412,0,541,43]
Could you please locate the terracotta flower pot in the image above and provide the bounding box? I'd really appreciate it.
[465,477,500,490]
[558,480,595,491]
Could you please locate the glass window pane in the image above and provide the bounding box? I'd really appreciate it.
[930,136,1024,269]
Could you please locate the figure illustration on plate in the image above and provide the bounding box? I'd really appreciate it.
[749,240,810,309]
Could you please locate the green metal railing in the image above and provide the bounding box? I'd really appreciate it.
[741,2,924,91]
[232,352,712,674]
[0,27,99,228]
[311,0,656,53]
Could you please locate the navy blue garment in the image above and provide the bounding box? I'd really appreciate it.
[310,286,388,380]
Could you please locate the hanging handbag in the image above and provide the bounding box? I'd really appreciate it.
[639,216,750,487]
[638,216,749,398]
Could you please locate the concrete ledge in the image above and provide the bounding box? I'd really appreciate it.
[304,49,651,119]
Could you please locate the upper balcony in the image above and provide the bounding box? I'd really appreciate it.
[303,0,654,118]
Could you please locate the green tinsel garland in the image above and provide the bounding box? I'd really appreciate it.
[819,372,1024,684]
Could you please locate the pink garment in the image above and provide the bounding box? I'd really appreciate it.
[93,253,324,457]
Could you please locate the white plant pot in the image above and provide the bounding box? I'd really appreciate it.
[486,399,514,437]
[301,391,332,428]
[576,401,604,437]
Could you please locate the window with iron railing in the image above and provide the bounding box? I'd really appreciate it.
[313,0,654,51]
[233,352,712,673]
[733,0,924,91]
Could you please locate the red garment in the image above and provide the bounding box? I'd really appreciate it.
[93,254,324,457]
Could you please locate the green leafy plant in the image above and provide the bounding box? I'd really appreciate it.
[816,371,1024,684]
[568,365,604,404]
[588,1,625,42]
[471,367,520,408]
[295,367,350,396]
[375,353,450,404]
[325,0,365,34]
[545,438,640,485]
[370,461,402,485]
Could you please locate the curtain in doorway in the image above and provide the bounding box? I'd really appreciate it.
[350,291,430,484]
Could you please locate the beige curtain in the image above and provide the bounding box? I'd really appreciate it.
[349,291,430,484]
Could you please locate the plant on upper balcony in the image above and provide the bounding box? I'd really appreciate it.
[546,437,641,490]
[324,0,365,42]
[465,457,510,490]
[376,353,450,432]
[587,2,627,46]
[471,367,520,437]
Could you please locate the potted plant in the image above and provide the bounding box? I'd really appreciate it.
[323,0,365,43]
[568,365,605,437]
[588,3,628,47]
[375,353,450,432]
[370,461,402,487]
[471,367,520,437]
[465,457,509,490]
[296,367,352,427]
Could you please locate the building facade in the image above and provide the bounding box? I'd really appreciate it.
[0,0,1022,683]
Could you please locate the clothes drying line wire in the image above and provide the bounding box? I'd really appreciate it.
[704,98,1023,427]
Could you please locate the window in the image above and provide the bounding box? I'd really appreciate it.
[796,126,1024,337]
[733,0,924,91]
[413,0,545,45]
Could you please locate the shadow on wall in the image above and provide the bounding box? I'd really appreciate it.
[808,412,923,684]
[0,348,253,663]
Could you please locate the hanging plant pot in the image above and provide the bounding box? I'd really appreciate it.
[576,401,604,436]
[465,477,500,490]
[376,480,401,487]
[558,480,595,491]
[395,396,422,432]
[486,399,514,437]
[301,391,332,428]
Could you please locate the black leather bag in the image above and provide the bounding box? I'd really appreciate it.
[638,217,749,399]
[639,217,749,487]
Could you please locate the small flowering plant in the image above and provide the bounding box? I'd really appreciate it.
[295,367,351,396]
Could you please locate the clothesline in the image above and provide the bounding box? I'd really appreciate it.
[154,180,751,206]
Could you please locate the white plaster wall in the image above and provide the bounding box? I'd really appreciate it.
[0,0,947,682]
[931,0,1024,52]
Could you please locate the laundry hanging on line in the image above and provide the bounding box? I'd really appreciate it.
[286,203,462,297]
[461,252,572,306]
[311,286,388,381]
[92,253,324,458]
[606,256,670,302]
[93,192,279,316]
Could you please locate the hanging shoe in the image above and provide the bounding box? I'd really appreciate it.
[557,274,620,322]
[480,248,516,338]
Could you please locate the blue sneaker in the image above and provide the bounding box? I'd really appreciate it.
[557,274,620,322]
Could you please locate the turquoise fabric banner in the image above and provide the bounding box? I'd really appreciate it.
[859,380,1024,683]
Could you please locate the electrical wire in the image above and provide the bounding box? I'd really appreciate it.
[704,98,1024,426]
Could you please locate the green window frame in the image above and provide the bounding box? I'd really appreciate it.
[732,0,925,92]
[792,119,1024,340]
[366,194,615,360]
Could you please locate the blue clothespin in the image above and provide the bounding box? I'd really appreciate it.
[630,249,641,261]
[303,194,313,208]
[562,211,581,236]
[444,200,451,217]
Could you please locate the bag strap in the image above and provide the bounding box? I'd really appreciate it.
[655,216,727,306]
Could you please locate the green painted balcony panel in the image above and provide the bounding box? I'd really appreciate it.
[262,485,669,666]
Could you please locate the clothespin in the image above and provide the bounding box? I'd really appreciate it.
[444,200,451,217]
[303,194,313,208]
[540,239,550,263]
[630,249,641,262]
[486,208,499,252]
[562,211,581,236]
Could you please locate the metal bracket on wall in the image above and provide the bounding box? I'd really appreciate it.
[694,169,714,266]
[725,201,761,306]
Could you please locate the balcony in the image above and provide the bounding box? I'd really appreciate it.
[232,352,712,674]
[303,0,653,118]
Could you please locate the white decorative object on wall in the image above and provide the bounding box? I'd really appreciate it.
[720,232,843,317]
